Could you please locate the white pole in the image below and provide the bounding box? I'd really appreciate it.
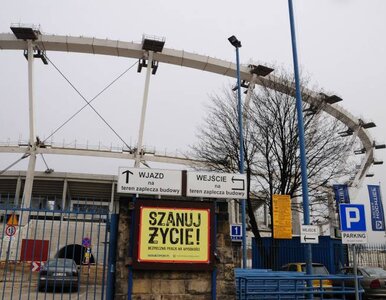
[22,40,37,209]
[135,51,154,168]
[242,74,256,124]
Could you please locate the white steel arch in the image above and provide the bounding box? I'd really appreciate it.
[0,32,378,186]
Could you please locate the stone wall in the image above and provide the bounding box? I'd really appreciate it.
[116,197,236,300]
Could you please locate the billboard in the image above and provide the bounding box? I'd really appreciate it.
[133,199,215,270]
[367,185,385,231]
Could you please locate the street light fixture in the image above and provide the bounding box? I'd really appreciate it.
[228,35,241,48]
[228,34,247,269]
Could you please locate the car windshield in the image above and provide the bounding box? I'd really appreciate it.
[301,265,329,275]
[45,259,74,268]
[362,267,386,277]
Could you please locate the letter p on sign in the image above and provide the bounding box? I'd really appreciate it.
[346,207,360,228]
[339,204,367,232]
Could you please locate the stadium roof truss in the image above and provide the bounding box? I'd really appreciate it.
[0,30,381,188]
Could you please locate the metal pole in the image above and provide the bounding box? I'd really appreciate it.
[22,40,37,209]
[135,51,154,168]
[107,214,118,300]
[235,46,247,268]
[353,244,359,300]
[127,196,136,299]
[211,203,217,300]
[378,181,386,238]
[287,0,313,275]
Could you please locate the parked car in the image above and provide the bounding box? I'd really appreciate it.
[336,266,386,299]
[281,262,333,289]
[38,258,79,292]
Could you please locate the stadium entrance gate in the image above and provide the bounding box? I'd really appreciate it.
[0,204,112,299]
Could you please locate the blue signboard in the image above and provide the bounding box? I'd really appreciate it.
[230,224,242,241]
[339,204,366,232]
[333,184,350,208]
[367,185,385,231]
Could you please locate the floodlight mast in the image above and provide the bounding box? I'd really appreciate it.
[22,39,37,210]
[10,25,41,210]
[135,35,165,168]
[135,50,154,168]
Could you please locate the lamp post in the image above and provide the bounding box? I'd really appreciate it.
[228,35,247,268]
[287,0,313,276]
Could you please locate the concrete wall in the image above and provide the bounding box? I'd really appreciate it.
[116,198,236,300]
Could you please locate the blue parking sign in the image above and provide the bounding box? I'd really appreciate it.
[230,224,242,241]
[339,204,367,232]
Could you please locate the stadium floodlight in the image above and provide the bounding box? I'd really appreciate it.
[374,143,386,149]
[361,122,376,129]
[354,148,366,155]
[338,129,354,137]
[10,24,40,40]
[319,93,343,104]
[141,34,165,52]
[249,64,274,77]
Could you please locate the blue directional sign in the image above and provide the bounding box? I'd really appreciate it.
[339,204,367,232]
[230,224,242,242]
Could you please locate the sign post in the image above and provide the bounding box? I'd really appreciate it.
[118,167,182,196]
[339,204,367,300]
[186,171,246,199]
[230,224,242,242]
[5,225,17,237]
[300,225,319,244]
[118,168,247,199]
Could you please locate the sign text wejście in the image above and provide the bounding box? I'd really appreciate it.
[187,172,247,199]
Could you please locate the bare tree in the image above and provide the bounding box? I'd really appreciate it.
[192,70,355,238]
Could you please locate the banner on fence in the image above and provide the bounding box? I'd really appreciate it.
[367,185,385,231]
[333,184,350,209]
[137,206,210,263]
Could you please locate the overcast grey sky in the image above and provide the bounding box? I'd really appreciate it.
[1,1,385,240]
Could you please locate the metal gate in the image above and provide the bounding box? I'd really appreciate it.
[0,201,111,299]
